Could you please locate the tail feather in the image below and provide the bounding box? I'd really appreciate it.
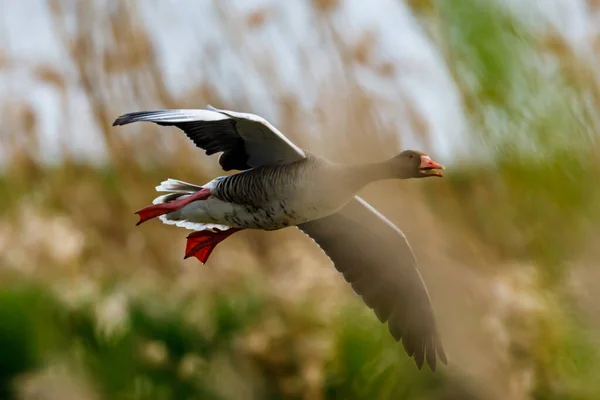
[151,177,232,232]
[159,215,230,232]
[152,193,185,205]
[155,178,203,193]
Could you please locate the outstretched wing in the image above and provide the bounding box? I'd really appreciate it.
[297,196,447,371]
[112,106,305,171]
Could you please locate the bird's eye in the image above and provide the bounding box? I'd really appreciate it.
[409,154,414,159]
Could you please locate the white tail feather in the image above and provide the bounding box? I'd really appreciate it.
[153,177,231,232]
[152,193,184,205]
[158,215,229,231]
[155,178,203,193]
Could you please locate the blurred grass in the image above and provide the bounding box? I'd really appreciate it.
[423,0,600,276]
[1,0,600,399]
[415,0,600,398]
[0,278,455,400]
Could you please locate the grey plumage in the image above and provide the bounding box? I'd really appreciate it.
[112,106,448,371]
[112,107,305,170]
[213,160,302,206]
[298,196,446,371]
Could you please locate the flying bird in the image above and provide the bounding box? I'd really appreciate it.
[113,105,447,371]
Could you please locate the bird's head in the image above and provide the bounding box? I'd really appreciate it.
[392,150,445,179]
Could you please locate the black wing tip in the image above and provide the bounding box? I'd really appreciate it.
[112,115,128,126]
[112,112,144,126]
[112,111,166,127]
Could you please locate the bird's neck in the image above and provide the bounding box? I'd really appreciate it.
[342,159,398,190]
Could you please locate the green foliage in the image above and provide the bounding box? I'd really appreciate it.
[0,283,223,400]
[532,304,600,400]
[325,306,444,400]
[437,0,530,107]
[0,281,459,400]
[0,286,59,398]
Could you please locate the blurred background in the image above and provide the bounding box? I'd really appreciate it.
[1,0,600,399]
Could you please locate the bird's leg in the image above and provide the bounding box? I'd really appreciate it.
[135,188,212,226]
[184,228,244,264]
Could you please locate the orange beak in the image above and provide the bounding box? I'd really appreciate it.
[419,155,445,177]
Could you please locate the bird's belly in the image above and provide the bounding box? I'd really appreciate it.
[223,200,336,230]
[182,196,346,231]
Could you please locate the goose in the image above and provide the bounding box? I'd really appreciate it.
[113,105,448,371]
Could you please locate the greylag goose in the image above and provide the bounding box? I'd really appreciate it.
[113,105,447,371]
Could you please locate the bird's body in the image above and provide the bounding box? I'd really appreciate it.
[113,105,448,371]
[161,153,382,231]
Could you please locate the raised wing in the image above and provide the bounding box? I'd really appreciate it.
[112,106,306,171]
[298,196,447,371]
